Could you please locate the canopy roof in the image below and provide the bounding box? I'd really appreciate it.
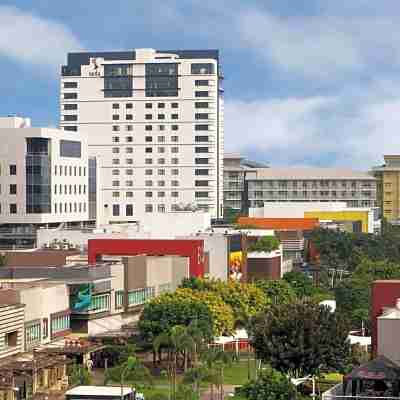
[345,356,400,381]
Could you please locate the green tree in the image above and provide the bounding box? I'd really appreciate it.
[255,280,297,305]
[154,325,196,400]
[236,365,297,400]
[139,294,214,346]
[250,300,350,378]
[248,236,280,253]
[283,271,316,299]
[104,356,152,390]
[335,257,400,330]
[224,207,242,224]
[69,363,92,387]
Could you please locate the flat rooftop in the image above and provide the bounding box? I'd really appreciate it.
[250,168,375,180]
[65,386,133,397]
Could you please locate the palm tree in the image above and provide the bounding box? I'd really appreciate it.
[104,355,152,393]
[154,325,195,400]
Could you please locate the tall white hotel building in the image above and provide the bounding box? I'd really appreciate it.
[60,48,224,223]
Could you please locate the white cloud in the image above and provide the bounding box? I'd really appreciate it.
[224,86,400,169]
[235,10,400,79]
[0,6,83,72]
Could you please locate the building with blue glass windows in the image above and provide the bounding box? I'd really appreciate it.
[0,116,90,248]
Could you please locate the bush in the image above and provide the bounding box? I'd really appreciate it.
[248,236,280,253]
[236,365,297,400]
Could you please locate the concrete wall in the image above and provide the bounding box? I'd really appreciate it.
[171,256,189,290]
[377,318,400,365]
[250,202,348,218]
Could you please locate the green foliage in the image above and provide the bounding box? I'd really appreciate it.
[255,280,297,305]
[180,278,269,323]
[104,356,152,387]
[248,236,280,253]
[138,291,214,342]
[224,207,242,224]
[310,227,400,271]
[335,257,400,330]
[250,300,350,378]
[283,271,316,298]
[236,365,297,400]
[69,364,92,387]
[0,253,7,267]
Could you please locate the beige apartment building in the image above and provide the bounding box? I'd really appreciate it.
[372,155,400,222]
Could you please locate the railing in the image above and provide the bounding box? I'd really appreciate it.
[127,287,155,307]
[322,384,399,400]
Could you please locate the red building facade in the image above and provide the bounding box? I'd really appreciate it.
[87,239,205,277]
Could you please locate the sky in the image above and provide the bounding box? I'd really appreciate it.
[1,0,400,169]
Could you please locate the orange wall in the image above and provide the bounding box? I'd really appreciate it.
[237,217,320,231]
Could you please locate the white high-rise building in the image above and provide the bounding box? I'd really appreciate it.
[60,49,224,223]
[0,116,89,248]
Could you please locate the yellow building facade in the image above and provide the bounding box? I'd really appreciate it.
[372,155,400,222]
[304,210,371,233]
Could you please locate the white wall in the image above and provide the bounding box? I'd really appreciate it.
[249,202,348,218]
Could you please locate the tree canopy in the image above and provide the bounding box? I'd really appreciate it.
[250,300,350,377]
[255,279,297,305]
[248,236,280,253]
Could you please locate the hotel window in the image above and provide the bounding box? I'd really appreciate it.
[158,169,165,176]
[64,93,77,100]
[9,184,17,195]
[195,169,209,176]
[112,180,120,187]
[112,169,120,176]
[126,180,133,187]
[145,159,153,165]
[171,180,179,187]
[159,125,165,131]
[145,180,153,186]
[191,63,215,74]
[172,125,179,131]
[158,191,165,198]
[196,136,209,142]
[158,204,166,213]
[126,204,133,216]
[126,169,133,175]
[158,158,165,165]
[195,80,209,86]
[195,147,209,153]
[158,180,165,187]
[158,147,165,153]
[171,114,178,120]
[112,103,120,109]
[126,125,133,131]
[158,136,165,143]
[172,169,179,176]
[126,147,133,153]
[172,191,179,198]
[195,91,209,97]
[112,159,120,165]
[171,136,179,142]
[112,192,120,198]
[145,114,153,120]
[64,81,78,88]
[126,136,133,142]
[126,114,133,120]
[171,158,179,164]
[158,114,165,120]
[145,103,152,109]
[171,147,179,153]
[112,125,120,132]
[145,136,153,142]
[64,103,78,110]
[126,192,133,198]
[145,147,153,153]
[145,125,153,131]
[112,115,120,121]
[9,164,16,175]
[195,102,209,108]
[10,204,17,214]
[158,103,165,108]
[112,147,120,154]
[195,125,208,131]
[195,192,209,198]
[126,158,133,164]
[145,169,153,176]
[113,204,120,216]
[145,204,153,212]
[112,136,120,143]
[171,103,179,108]
[145,192,153,198]
[126,103,133,109]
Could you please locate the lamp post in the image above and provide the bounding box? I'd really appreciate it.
[121,357,136,400]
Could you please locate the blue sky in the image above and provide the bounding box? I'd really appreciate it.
[1,0,400,169]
